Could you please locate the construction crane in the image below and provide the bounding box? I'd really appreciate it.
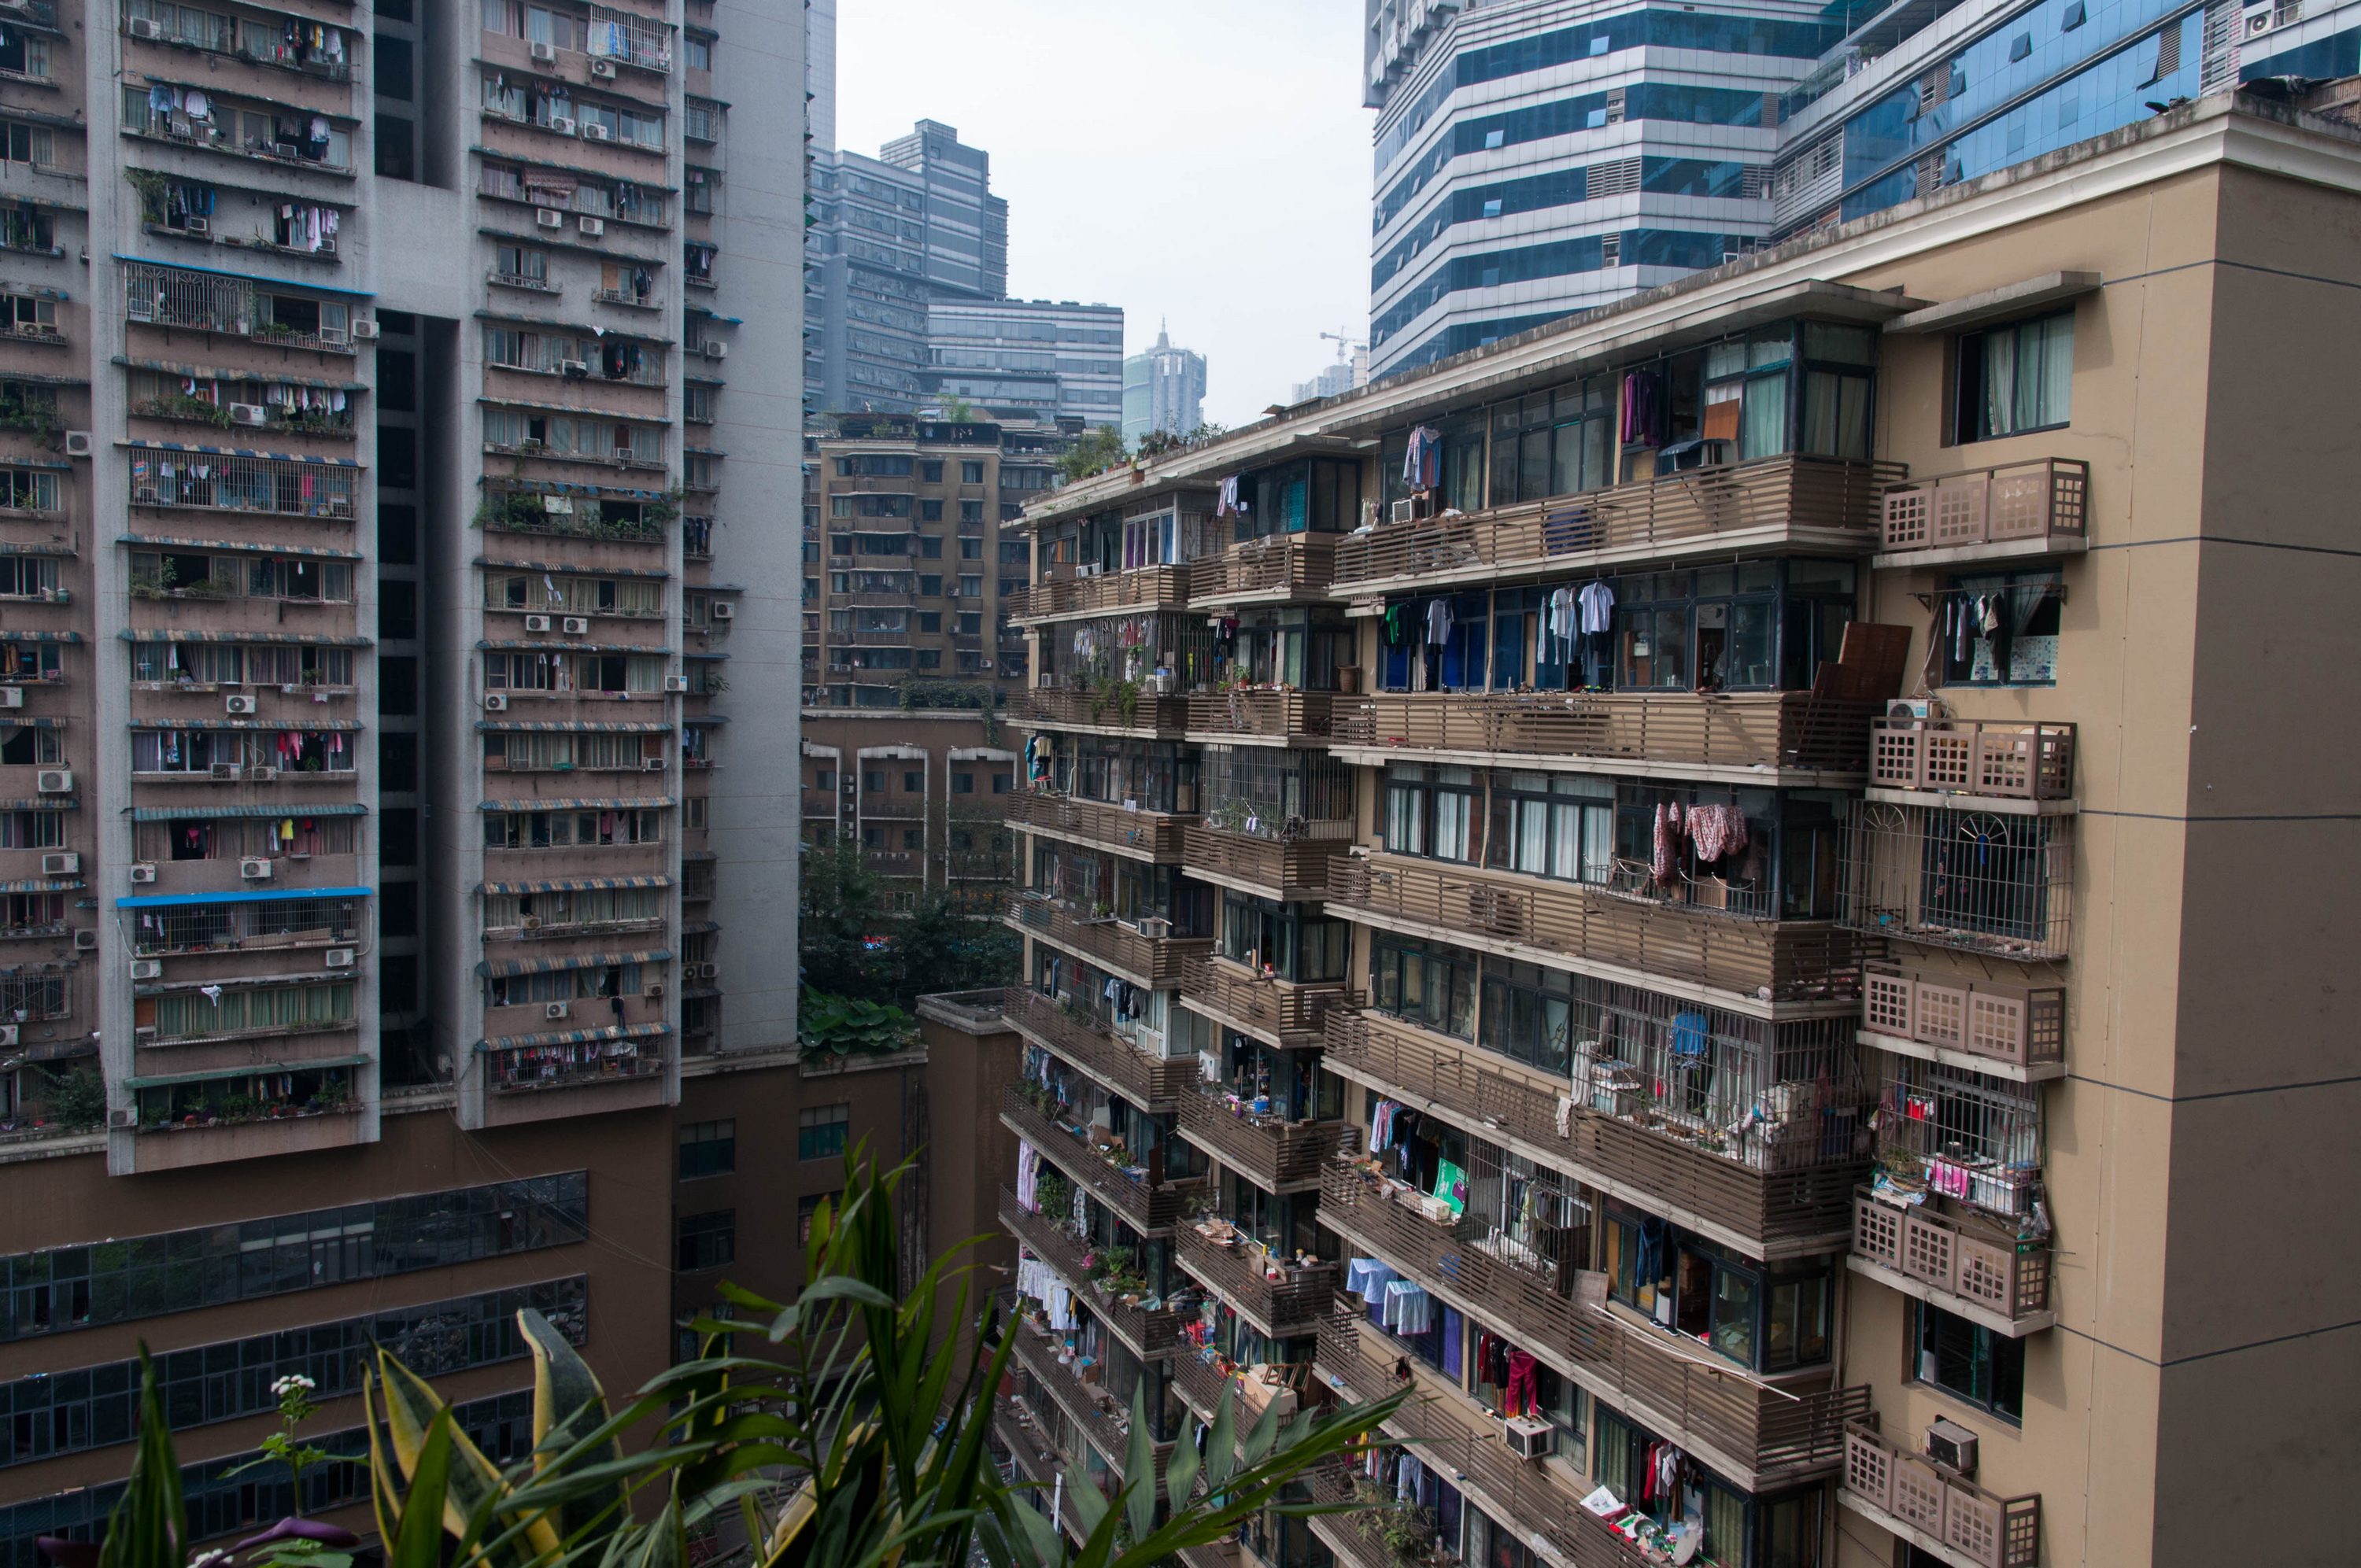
[1319,327,1369,361]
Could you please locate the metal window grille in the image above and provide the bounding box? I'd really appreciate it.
[1199,746,1355,840]
[1876,1054,2042,1216]
[1842,802,2071,961]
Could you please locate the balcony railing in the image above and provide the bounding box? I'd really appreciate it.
[1006,892,1213,987]
[1007,1317,1155,1477]
[1000,1084,1198,1235]
[1008,564,1188,621]
[1335,853,1865,1002]
[1000,986,1196,1110]
[130,453,357,519]
[1175,1083,1346,1193]
[998,1186,1182,1356]
[1188,535,1336,603]
[1332,456,1898,591]
[1173,1221,1339,1334]
[1180,825,1347,902]
[1015,685,1191,735]
[1182,690,1334,743]
[1861,964,2064,1079]
[1868,719,2075,804]
[1182,957,1357,1050]
[1879,458,2087,560]
[1841,804,2072,962]
[1850,1191,2052,1331]
[1841,1418,2038,1568]
[1006,791,1191,860]
[1333,690,1876,775]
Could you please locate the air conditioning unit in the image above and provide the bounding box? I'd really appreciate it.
[210,763,242,781]
[0,687,19,708]
[72,928,96,951]
[63,431,92,457]
[530,39,558,62]
[561,616,589,634]
[0,1025,17,1048]
[184,216,209,236]
[108,1106,131,1127]
[41,852,79,876]
[1504,1417,1554,1461]
[482,693,509,712]
[592,57,618,79]
[2244,3,2276,35]
[324,947,355,968]
[643,755,666,770]
[644,981,663,998]
[274,141,301,159]
[239,858,272,880]
[578,216,605,237]
[129,862,157,884]
[131,959,163,980]
[229,404,267,426]
[582,122,613,142]
[1925,1419,1979,1476]
[225,694,257,714]
[666,674,690,692]
[524,614,552,631]
[701,340,727,360]
[1886,697,1945,722]
[352,319,380,341]
[1390,498,1416,523]
[710,600,735,620]
[558,357,589,377]
[549,114,578,135]
[248,766,276,783]
[35,769,70,793]
[545,1001,571,1020]
[519,914,543,930]
[536,208,565,230]
[128,16,162,38]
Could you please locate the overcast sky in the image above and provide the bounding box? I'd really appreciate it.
[835,0,1373,430]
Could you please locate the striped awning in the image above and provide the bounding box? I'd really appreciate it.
[477,947,671,978]
[479,797,673,812]
[678,921,719,935]
[0,540,74,558]
[0,717,68,728]
[478,720,672,734]
[480,876,673,895]
[119,534,364,561]
[0,630,80,644]
[120,629,372,647]
[130,802,368,822]
[118,886,368,909]
[477,557,669,581]
[478,1021,671,1053]
[122,1053,371,1090]
[126,718,360,732]
[121,438,363,468]
[0,797,76,810]
[0,879,81,895]
[477,639,675,655]
[682,848,717,862]
[115,356,368,392]
[683,651,730,662]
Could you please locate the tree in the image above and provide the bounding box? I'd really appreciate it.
[34,1064,106,1128]
[798,843,885,999]
[890,888,1018,1003]
[1055,426,1128,485]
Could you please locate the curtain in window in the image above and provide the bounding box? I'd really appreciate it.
[1740,374,1788,461]
[1433,791,1472,861]
[1801,371,1871,458]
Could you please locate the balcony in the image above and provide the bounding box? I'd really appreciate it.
[1332,456,1898,593]
[1181,957,1357,1051]
[1179,825,1347,902]
[1175,1083,1345,1194]
[1182,689,1333,746]
[1173,1219,1339,1335]
[1867,719,2075,812]
[1015,684,1190,736]
[997,1185,1182,1358]
[1000,985,1197,1110]
[1005,891,1213,987]
[999,1083,1199,1235]
[1861,964,2065,1082]
[1007,564,1188,622]
[1331,690,1876,778]
[1334,852,1865,1002]
[1007,1315,1159,1478]
[1006,790,1191,861]
[1840,1419,2038,1568]
[993,1405,1096,1541]
[1841,804,2072,962]
[1850,1191,2053,1336]
[1187,535,1336,605]
[1877,457,2087,568]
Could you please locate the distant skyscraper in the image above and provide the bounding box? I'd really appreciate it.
[1292,349,1369,406]
[805,0,837,153]
[926,299,1125,427]
[1121,326,1209,445]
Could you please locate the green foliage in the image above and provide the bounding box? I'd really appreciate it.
[139,393,235,430]
[798,991,919,1057]
[1055,426,1129,484]
[1130,424,1228,463]
[33,1064,106,1128]
[799,847,1019,1008]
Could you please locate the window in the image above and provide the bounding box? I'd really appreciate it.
[1912,1301,2023,1422]
[1367,934,1476,1040]
[920,500,944,522]
[1488,772,1613,885]
[798,1190,841,1244]
[991,773,1011,794]
[798,1103,849,1160]
[678,1119,735,1179]
[959,499,984,523]
[1382,762,1476,861]
[674,1210,736,1271]
[952,773,975,795]
[1935,569,2060,686]
[921,460,944,482]
[683,33,711,69]
[960,459,984,483]
[1953,312,2072,442]
[959,537,981,559]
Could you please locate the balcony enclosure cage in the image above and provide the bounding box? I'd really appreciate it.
[1063,738,1199,815]
[1874,1055,2044,1219]
[1025,950,1168,1046]
[1363,1115,1592,1291]
[1841,802,2072,961]
[130,896,364,956]
[1040,493,1219,574]
[1037,611,1212,692]
[1216,607,1353,693]
[1200,746,1354,841]
[1018,1043,1177,1171]
[1025,845,1210,935]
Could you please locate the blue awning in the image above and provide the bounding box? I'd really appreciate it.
[122,438,362,467]
[116,885,370,909]
[112,253,377,298]
[121,629,371,647]
[0,879,81,895]
[114,356,368,392]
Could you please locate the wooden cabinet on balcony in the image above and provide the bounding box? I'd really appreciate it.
[1007,790,1192,861]
[1867,719,2075,812]
[1331,456,1898,594]
[1861,964,2065,1082]
[1841,1418,2039,1568]
[998,1185,1183,1357]
[1007,564,1189,623]
[1173,1221,1339,1337]
[1181,957,1356,1050]
[1330,690,1876,779]
[1875,457,2087,569]
[1000,985,1196,1110]
[1188,535,1337,605]
[1335,852,1865,1003]
[1176,1084,1343,1193]
[1180,825,1347,902]
[1181,689,1334,746]
[1016,685,1191,736]
[1850,1190,2053,1335]
[1005,893,1213,987]
[999,1084,1199,1235]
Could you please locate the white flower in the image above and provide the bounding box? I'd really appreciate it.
[271,1373,317,1396]
[191,1551,231,1568]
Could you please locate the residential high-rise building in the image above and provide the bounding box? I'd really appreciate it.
[1292,352,1368,405]
[992,84,2361,1568]
[926,298,1126,428]
[1364,0,2361,377]
[1121,326,1209,445]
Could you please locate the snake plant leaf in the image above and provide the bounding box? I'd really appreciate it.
[523,1306,626,1547]
[1162,1412,1201,1512]
[376,1343,559,1559]
[95,1352,183,1568]
[387,1409,455,1568]
[1203,1383,1238,1491]
[1122,1383,1156,1544]
[1240,1395,1281,1470]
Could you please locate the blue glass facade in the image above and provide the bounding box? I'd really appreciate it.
[1375,227,1746,348]
[1374,158,1757,290]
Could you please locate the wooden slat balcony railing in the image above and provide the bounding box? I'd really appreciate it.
[1878,457,2086,561]
[1332,690,1877,775]
[1006,563,1189,622]
[1324,1009,1567,1156]
[1842,1418,2040,1568]
[1179,825,1350,901]
[1173,1221,1340,1334]
[1005,893,1214,987]
[999,1084,1199,1235]
[1850,1191,2052,1333]
[1181,957,1358,1050]
[1177,1087,1347,1193]
[1334,853,1865,1002]
[1007,1317,1161,1477]
[1000,987,1198,1109]
[1181,689,1335,743]
[993,1406,1100,1543]
[1331,456,1900,592]
[1188,535,1338,603]
[1015,685,1192,735]
[1006,790,1192,860]
[1867,719,2075,804]
[1861,964,2066,1080]
[998,1186,1183,1356]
